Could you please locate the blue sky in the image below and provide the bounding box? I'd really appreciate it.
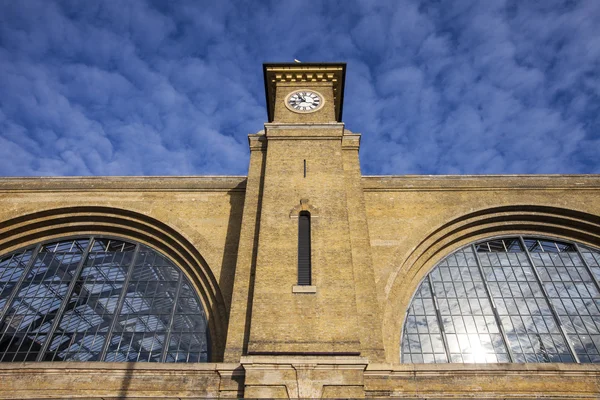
[0,0,598,176]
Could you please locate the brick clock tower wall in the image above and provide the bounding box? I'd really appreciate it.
[245,64,384,356]
[273,82,336,123]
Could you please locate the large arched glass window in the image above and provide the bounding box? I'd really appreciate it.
[0,236,209,362]
[401,236,600,364]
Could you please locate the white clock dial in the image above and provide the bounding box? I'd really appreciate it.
[286,90,323,112]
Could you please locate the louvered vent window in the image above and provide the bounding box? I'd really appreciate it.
[298,211,312,285]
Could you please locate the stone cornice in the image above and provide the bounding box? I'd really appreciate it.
[362,175,600,191]
[342,133,361,150]
[3,174,598,193]
[248,133,267,151]
[264,122,348,141]
[0,176,247,192]
[264,122,345,129]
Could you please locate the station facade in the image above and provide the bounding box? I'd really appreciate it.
[1,63,599,398]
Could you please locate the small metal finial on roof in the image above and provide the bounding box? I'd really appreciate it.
[294,59,301,63]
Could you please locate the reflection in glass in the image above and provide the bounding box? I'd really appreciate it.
[0,237,208,362]
[432,247,509,363]
[401,236,600,364]
[401,279,447,363]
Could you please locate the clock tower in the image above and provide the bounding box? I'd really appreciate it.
[264,63,343,124]
[225,63,384,397]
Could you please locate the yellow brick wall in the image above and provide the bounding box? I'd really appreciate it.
[0,176,246,361]
[362,175,600,362]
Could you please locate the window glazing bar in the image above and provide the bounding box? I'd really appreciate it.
[517,236,581,363]
[426,275,451,363]
[0,249,66,361]
[573,243,600,295]
[36,238,95,361]
[0,243,42,325]
[45,249,122,361]
[160,271,184,362]
[471,244,515,363]
[98,243,141,361]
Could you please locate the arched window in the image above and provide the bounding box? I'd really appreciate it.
[0,236,209,362]
[298,211,312,285]
[401,236,600,364]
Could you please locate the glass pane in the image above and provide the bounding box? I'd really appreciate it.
[0,238,209,363]
[401,279,447,363]
[484,243,571,363]
[0,248,35,314]
[44,243,134,361]
[105,246,208,363]
[435,247,507,363]
[401,236,600,364]
[0,239,88,361]
[534,248,600,362]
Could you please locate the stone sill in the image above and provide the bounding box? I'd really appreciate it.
[0,361,241,372]
[292,285,317,293]
[366,362,600,373]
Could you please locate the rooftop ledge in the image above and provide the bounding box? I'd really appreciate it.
[0,176,248,192]
[0,174,598,192]
[362,174,600,191]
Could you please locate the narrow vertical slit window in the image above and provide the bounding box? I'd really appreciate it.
[298,211,311,285]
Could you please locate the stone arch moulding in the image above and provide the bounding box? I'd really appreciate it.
[0,206,229,361]
[289,198,320,219]
[381,204,600,363]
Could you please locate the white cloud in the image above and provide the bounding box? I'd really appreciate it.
[0,0,597,176]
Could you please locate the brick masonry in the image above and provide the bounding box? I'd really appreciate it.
[0,63,599,398]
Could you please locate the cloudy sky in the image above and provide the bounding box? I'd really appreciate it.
[0,0,598,176]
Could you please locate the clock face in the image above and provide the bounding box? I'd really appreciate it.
[286,90,323,112]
